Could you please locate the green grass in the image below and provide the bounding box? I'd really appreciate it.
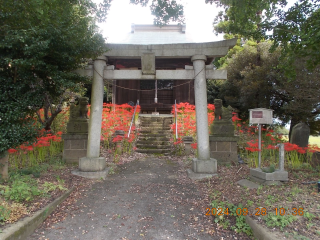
[309,136,320,147]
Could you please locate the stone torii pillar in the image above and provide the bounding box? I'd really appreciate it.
[73,55,108,179]
[188,54,217,179]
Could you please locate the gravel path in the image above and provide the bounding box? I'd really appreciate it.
[27,157,226,240]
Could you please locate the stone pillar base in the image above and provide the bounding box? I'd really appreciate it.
[62,134,88,163]
[249,168,288,186]
[79,157,106,172]
[187,157,218,180]
[192,158,217,173]
[72,168,109,180]
[187,169,218,180]
[209,136,238,165]
[250,168,288,181]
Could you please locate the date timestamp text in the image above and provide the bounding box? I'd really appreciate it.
[205,207,304,216]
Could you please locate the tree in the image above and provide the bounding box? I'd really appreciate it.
[0,0,110,155]
[215,41,320,137]
[209,0,320,73]
[217,41,281,116]
[129,0,185,25]
[276,57,320,137]
[0,0,187,157]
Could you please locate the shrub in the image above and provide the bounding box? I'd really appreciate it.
[4,176,43,202]
[0,205,11,224]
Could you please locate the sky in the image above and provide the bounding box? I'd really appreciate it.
[96,0,224,43]
[96,0,298,43]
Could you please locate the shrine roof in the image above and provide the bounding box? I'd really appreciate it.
[106,24,219,45]
[104,24,237,62]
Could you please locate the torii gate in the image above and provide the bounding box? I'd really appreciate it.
[75,39,237,179]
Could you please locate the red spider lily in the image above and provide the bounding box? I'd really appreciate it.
[245,147,260,152]
[26,146,33,151]
[8,148,18,153]
[247,141,259,148]
[35,139,50,147]
[308,144,320,153]
[191,143,197,149]
[284,142,299,152]
[171,102,215,138]
[52,136,61,142]
[207,104,215,112]
[232,113,241,122]
[266,144,278,150]
[297,148,306,154]
[112,135,123,143]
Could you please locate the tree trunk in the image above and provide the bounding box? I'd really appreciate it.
[44,104,63,131]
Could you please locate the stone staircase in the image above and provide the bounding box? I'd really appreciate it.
[135,115,173,154]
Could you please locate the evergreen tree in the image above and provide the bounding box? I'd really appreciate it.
[0,0,109,155]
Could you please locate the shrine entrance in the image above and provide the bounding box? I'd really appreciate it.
[75,38,237,178]
[140,80,173,113]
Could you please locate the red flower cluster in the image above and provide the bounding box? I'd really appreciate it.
[112,135,123,143]
[232,114,241,122]
[8,130,63,154]
[284,142,307,154]
[191,143,197,149]
[101,103,140,144]
[170,102,217,152]
[245,140,261,152]
[174,138,182,145]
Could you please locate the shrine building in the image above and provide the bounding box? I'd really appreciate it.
[76,24,237,178]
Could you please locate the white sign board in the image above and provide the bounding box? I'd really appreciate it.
[249,108,273,124]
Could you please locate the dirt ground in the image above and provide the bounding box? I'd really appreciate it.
[1,151,320,240]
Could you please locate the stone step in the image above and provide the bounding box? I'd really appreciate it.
[139,126,171,131]
[136,144,171,149]
[140,120,172,125]
[136,140,170,144]
[138,132,170,135]
[139,127,171,131]
[137,116,173,154]
[139,130,171,134]
[139,122,171,128]
[139,123,170,127]
[140,117,172,120]
[138,134,170,138]
[135,149,171,154]
[140,120,164,126]
[137,137,170,142]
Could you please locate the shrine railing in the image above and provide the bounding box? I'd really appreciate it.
[128,100,139,138]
